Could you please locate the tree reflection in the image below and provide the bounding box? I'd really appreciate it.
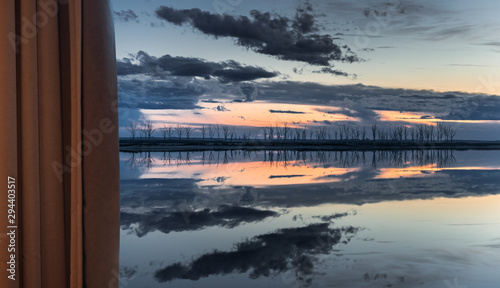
[126,149,456,170]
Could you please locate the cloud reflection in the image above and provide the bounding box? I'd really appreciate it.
[154,222,359,285]
[121,204,278,237]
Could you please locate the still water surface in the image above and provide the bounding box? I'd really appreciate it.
[119,150,500,288]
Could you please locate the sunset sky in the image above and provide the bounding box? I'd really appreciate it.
[112,0,500,140]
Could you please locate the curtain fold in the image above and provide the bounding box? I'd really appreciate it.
[0,0,120,287]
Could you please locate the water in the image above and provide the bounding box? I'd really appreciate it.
[119,150,500,288]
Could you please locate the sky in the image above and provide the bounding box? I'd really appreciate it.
[111,0,500,140]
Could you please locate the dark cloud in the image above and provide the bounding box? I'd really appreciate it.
[362,1,421,18]
[154,223,359,283]
[312,212,349,222]
[239,82,259,102]
[155,4,360,73]
[317,107,379,122]
[322,1,475,43]
[269,110,306,114]
[216,105,230,112]
[121,205,278,237]
[114,9,139,22]
[118,77,206,110]
[269,175,306,179]
[119,266,137,280]
[117,51,278,83]
[313,67,352,77]
[201,99,223,104]
[256,81,500,122]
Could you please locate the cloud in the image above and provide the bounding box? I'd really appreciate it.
[256,81,500,122]
[321,1,481,43]
[269,110,306,114]
[114,9,139,23]
[118,77,212,110]
[269,175,306,179]
[239,82,259,102]
[155,4,361,73]
[313,67,352,77]
[475,41,500,47]
[117,51,278,83]
[215,105,230,112]
[317,107,378,122]
[119,266,137,280]
[201,99,223,104]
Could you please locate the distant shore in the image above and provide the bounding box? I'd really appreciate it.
[119,138,500,152]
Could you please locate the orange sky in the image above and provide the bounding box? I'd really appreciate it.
[141,102,500,130]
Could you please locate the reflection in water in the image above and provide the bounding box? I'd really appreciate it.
[119,150,500,288]
[126,149,457,169]
[155,220,358,287]
[121,205,278,237]
[125,150,467,188]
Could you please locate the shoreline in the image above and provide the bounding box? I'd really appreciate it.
[119,139,500,152]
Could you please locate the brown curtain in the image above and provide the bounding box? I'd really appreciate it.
[0,0,120,287]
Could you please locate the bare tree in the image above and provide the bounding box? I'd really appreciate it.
[275,125,282,140]
[371,123,378,141]
[242,131,252,140]
[176,124,184,139]
[184,125,193,139]
[139,127,147,140]
[282,122,290,140]
[448,126,457,142]
[377,130,384,141]
[201,125,206,140]
[208,125,216,139]
[215,124,221,139]
[308,128,314,140]
[417,125,425,142]
[268,126,274,140]
[294,128,301,140]
[429,125,435,142]
[353,127,361,140]
[143,121,156,140]
[261,127,268,140]
[160,125,173,140]
[341,124,350,141]
[222,126,233,140]
[316,126,328,140]
[436,122,445,142]
[230,129,235,141]
[127,121,139,140]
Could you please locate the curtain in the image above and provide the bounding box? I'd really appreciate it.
[0,0,120,287]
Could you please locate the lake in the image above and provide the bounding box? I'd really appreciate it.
[119,150,500,288]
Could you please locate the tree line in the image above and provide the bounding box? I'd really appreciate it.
[126,120,458,143]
